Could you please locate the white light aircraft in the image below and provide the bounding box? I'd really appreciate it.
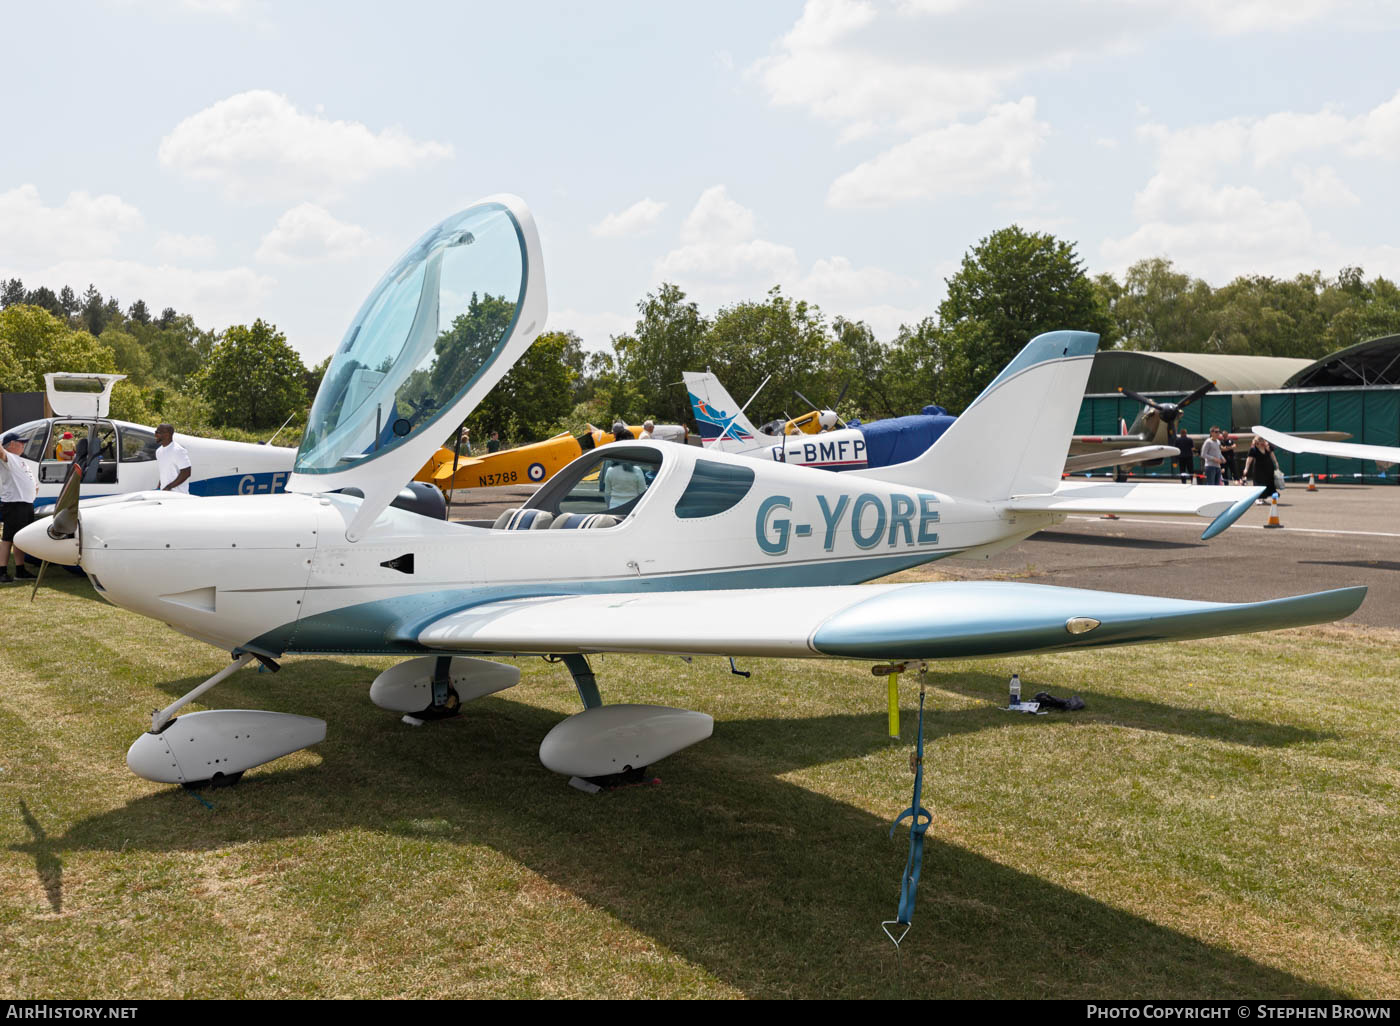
[19,196,1366,791]
[685,370,1176,475]
[5,373,296,510]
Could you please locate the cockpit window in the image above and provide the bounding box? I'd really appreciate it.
[294,203,528,475]
[119,425,158,463]
[674,459,754,518]
[524,445,664,520]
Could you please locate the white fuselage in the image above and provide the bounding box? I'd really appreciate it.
[73,441,1051,655]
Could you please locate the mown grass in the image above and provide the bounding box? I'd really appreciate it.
[1,572,1397,998]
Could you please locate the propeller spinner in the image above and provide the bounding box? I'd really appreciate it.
[1118,380,1216,429]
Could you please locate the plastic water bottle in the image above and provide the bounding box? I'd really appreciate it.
[1009,673,1021,708]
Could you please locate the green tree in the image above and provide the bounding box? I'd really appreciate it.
[24,286,63,318]
[101,327,152,385]
[196,319,308,429]
[0,304,116,389]
[1,279,24,309]
[882,316,948,417]
[612,283,712,425]
[465,330,580,442]
[702,287,834,426]
[937,226,1114,410]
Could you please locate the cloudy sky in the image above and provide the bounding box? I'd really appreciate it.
[3,1,1398,362]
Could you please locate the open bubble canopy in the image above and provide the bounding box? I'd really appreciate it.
[295,202,529,476]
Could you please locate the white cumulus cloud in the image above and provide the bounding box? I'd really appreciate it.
[591,198,667,238]
[0,185,143,267]
[158,90,454,203]
[154,232,217,261]
[256,203,372,264]
[827,98,1049,208]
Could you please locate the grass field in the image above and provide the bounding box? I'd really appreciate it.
[1,570,1398,999]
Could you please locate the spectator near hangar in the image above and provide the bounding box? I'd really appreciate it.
[1077,342,1400,483]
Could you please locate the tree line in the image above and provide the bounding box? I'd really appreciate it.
[5,225,1400,449]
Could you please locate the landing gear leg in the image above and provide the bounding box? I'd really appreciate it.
[559,653,602,710]
[549,653,655,792]
[411,656,463,721]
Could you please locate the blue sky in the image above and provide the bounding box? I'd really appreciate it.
[3,0,1399,363]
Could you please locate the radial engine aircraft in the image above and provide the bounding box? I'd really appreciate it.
[686,371,1175,475]
[20,196,1366,792]
[5,372,296,508]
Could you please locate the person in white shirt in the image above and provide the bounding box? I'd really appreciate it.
[154,424,193,494]
[1201,426,1224,486]
[639,420,655,440]
[0,432,38,582]
[602,460,647,510]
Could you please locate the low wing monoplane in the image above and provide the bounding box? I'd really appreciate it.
[20,196,1365,791]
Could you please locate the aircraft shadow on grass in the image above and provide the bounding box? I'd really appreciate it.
[8,661,1340,998]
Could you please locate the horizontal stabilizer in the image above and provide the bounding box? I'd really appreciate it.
[414,581,1364,661]
[1062,445,1178,473]
[1010,481,1262,517]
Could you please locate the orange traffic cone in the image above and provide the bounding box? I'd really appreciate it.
[1307,474,1317,492]
[1264,495,1283,528]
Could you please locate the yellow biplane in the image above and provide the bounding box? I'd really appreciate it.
[417,424,686,493]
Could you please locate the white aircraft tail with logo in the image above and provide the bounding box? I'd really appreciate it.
[853,330,1098,500]
[683,371,764,453]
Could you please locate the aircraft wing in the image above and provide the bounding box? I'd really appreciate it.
[1252,425,1400,468]
[1063,445,1177,473]
[1007,481,1264,539]
[413,582,1364,661]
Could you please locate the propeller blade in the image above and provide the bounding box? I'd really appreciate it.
[48,463,83,539]
[1177,380,1217,411]
[793,389,820,414]
[1117,387,1168,412]
[28,561,48,603]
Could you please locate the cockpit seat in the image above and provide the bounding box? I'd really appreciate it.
[550,513,620,530]
[493,508,555,530]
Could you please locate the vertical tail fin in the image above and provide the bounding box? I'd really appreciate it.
[683,371,762,452]
[851,331,1100,500]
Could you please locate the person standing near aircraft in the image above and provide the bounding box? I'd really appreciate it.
[487,431,501,453]
[639,420,655,440]
[1242,436,1278,503]
[1219,431,1238,484]
[0,433,37,582]
[1202,427,1224,486]
[154,424,192,494]
[1175,426,1196,484]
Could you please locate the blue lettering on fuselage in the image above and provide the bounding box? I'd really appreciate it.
[757,491,939,556]
[756,495,793,555]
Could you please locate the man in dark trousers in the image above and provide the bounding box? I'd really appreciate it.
[1175,426,1196,484]
[0,433,37,582]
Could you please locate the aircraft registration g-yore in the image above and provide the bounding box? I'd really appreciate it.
[20,195,1366,792]
[5,372,296,509]
[686,371,1176,476]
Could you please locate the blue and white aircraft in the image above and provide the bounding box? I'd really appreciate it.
[685,371,1175,475]
[5,373,295,509]
[21,196,1365,791]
